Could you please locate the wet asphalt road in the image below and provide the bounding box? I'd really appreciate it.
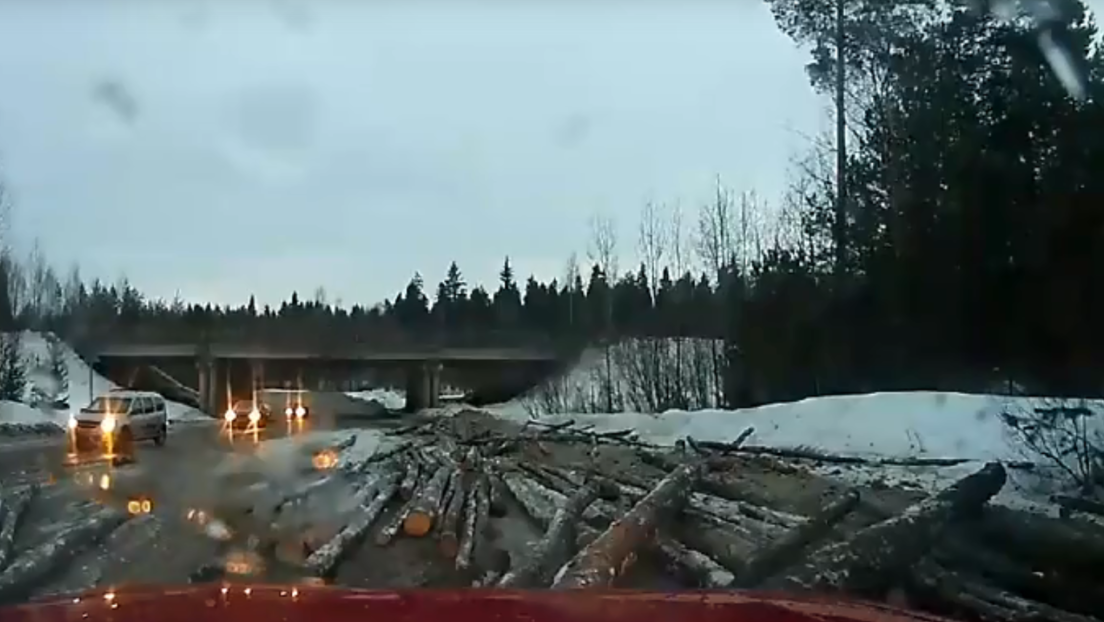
[0,393,406,602]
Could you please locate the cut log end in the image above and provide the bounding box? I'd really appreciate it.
[403,512,433,537]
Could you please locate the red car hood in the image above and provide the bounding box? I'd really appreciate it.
[2,584,955,622]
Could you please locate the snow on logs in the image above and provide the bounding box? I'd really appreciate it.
[550,460,704,589]
[765,462,1007,595]
[499,483,599,588]
[304,470,402,578]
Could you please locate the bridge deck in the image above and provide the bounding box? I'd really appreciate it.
[93,344,560,362]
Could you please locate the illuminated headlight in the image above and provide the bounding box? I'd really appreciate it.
[100,415,116,433]
[248,409,261,423]
[295,406,306,418]
[224,410,236,422]
[67,416,77,430]
[285,407,294,418]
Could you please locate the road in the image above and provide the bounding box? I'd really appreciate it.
[0,392,405,604]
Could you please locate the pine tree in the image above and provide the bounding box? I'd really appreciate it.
[46,332,69,404]
[0,332,26,402]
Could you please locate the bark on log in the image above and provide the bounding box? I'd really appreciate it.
[402,463,453,537]
[678,518,759,577]
[500,470,562,529]
[456,475,489,572]
[933,532,1104,618]
[550,460,704,589]
[0,507,128,603]
[767,462,1006,595]
[305,471,401,578]
[484,469,508,518]
[655,537,734,588]
[499,484,598,588]
[398,456,423,501]
[437,470,466,558]
[968,504,1104,574]
[602,471,791,536]
[0,485,37,572]
[732,488,861,587]
[911,558,1098,622]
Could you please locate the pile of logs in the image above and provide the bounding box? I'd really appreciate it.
[301,413,1104,622]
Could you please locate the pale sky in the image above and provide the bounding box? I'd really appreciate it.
[0,0,1094,308]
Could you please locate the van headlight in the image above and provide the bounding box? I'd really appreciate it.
[295,406,306,418]
[101,415,116,433]
[224,410,236,422]
[285,407,294,418]
[248,409,261,423]
[67,416,77,430]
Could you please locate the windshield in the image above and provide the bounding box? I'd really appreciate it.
[83,397,132,414]
[1,0,1103,619]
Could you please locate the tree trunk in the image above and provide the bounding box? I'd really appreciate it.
[403,464,453,537]
[304,471,401,578]
[550,460,703,589]
[732,488,860,587]
[767,462,1006,596]
[437,470,466,558]
[499,484,598,588]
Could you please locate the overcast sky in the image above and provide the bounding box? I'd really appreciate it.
[0,0,1096,308]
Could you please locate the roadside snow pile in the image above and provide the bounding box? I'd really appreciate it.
[17,331,208,428]
[521,337,723,415]
[347,388,405,411]
[0,400,65,436]
[494,391,1104,511]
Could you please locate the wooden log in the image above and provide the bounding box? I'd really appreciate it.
[911,558,1098,622]
[500,470,562,529]
[0,507,128,602]
[655,537,734,588]
[398,455,423,501]
[402,463,453,537]
[304,471,401,577]
[933,532,1104,618]
[968,504,1104,574]
[768,462,1006,596]
[732,488,861,587]
[499,484,598,588]
[0,485,37,572]
[456,475,489,571]
[484,468,509,518]
[437,470,467,558]
[550,460,704,589]
[600,470,793,535]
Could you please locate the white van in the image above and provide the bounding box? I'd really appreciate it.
[69,389,169,457]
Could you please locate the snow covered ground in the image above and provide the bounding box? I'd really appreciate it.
[0,331,211,435]
[485,391,1104,514]
[346,388,406,411]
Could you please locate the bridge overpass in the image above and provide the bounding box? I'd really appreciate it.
[88,339,568,416]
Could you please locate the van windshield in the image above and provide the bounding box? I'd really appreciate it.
[84,397,132,413]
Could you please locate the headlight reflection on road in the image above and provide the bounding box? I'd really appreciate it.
[127,498,153,514]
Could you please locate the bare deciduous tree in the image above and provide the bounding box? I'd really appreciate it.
[587,213,620,412]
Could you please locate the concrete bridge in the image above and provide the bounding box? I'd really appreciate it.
[88,339,568,415]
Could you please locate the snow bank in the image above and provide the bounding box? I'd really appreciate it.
[0,400,65,436]
[13,331,209,431]
[496,391,1104,512]
[346,388,405,411]
[521,337,723,415]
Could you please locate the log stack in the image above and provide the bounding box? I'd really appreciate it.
[51,408,1100,622]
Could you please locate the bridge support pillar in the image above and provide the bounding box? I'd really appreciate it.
[197,357,216,416]
[427,361,442,409]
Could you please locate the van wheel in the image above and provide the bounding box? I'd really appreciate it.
[154,424,167,447]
